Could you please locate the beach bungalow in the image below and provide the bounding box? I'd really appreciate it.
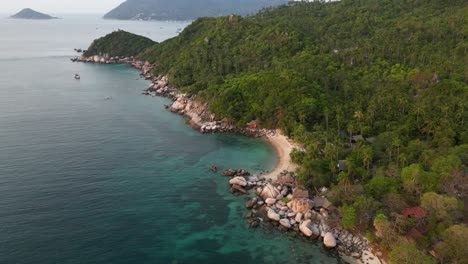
[402,206,427,230]
[246,120,257,129]
[292,187,309,199]
[402,207,426,219]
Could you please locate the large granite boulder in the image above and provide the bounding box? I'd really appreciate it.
[324,232,337,248]
[287,198,313,214]
[229,176,247,187]
[260,183,280,200]
[267,209,280,221]
[279,219,291,229]
[299,220,313,236]
[265,198,276,205]
[295,212,303,222]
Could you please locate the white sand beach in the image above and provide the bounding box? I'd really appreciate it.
[262,130,299,180]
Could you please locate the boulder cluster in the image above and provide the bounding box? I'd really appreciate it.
[224,170,373,261]
[144,75,176,98]
[71,54,135,65]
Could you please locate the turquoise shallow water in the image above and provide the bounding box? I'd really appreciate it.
[0,15,341,264]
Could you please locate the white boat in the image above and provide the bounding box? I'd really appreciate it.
[74,74,80,80]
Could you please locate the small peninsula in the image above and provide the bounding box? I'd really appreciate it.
[83,30,156,58]
[10,8,58,20]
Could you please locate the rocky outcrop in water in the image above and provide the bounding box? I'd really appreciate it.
[71,54,137,65]
[222,169,380,262]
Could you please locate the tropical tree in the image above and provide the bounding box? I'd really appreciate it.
[434,224,468,264]
[389,241,436,264]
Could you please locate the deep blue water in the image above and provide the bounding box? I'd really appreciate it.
[0,15,341,264]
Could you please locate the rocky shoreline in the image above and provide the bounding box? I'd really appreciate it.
[222,169,382,264]
[72,54,269,137]
[72,55,383,264]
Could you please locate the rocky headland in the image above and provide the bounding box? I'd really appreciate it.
[72,54,265,136]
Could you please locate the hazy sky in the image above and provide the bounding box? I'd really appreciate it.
[0,0,125,14]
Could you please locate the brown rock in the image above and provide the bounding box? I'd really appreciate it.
[313,196,332,209]
[210,165,217,172]
[287,199,313,214]
[292,187,309,199]
[260,183,280,200]
[231,184,248,195]
[277,174,295,186]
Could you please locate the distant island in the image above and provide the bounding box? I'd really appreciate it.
[10,8,58,20]
[103,0,287,21]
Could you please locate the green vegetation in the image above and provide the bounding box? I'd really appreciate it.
[434,224,468,264]
[339,204,357,229]
[389,241,437,264]
[103,0,287,21]
[92,0,467,261]
[84,30,156,57]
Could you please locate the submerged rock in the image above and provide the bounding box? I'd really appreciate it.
[210,164,217,172]
[245,198,256,209]
[222,169,237,176]
[230,184,248,195]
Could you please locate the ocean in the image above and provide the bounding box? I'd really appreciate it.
[0,14,341,264]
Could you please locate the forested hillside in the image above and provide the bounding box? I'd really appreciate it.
[103,0,287,20]
[91,0,467,262]
[84,31,156,57]
[137,0,467,262]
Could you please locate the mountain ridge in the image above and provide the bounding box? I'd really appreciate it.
[103,0,288,21]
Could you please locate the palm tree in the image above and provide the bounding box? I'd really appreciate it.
[347,121,355,145]
[353,110,364,121]
[323,142,338,161]
[392,137,401,166]
[361,145,373,174]
[338,171,352,193]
